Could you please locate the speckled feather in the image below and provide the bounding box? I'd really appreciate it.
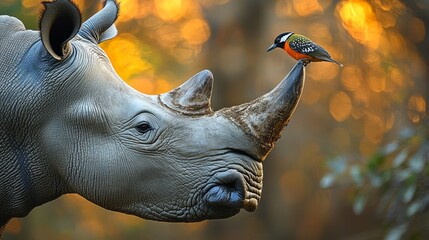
[288,34,332,62]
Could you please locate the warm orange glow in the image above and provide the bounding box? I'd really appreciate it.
[155,78,173,94]
[388,67,405,90]
[200,0,230,7]
[408,95,426,123]
[2,0,428,238]
[368,72,386,93]
[352,87,369,110]
[21,0,38,8]
[293,0,324,16]
[310,62,339,82]
[172,47,199,63]
[387,31,406,56]
[341,65,362,91]
[154,0,189,22]
[308,23,332,43]
[364,113,384,143]
[409,17,426,43]
[275,0,295,17]
[181,18,211,45]
[103,34,153,80]
[330,92,352,122]
[301,86,321,105]
[4,219,21,234]
[363,50,381,66]
[127,77,156,94]
[115,0,151,22]
[336,0,383,49]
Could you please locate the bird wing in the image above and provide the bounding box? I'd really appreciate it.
[289,35,333,61]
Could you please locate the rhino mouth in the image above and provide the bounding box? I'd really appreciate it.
[204,168,262,218]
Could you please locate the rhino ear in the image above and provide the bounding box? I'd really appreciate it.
[40,0,82,60]
[79,0,119,43]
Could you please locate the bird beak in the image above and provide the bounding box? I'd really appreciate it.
[266,44,277,52]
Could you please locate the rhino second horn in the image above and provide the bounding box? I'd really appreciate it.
[160,70,214,116]
[219,60,305,157]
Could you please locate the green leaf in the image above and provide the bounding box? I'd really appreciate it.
[320,173,336,188]
[367,153,385,172]
[353,194,367,215]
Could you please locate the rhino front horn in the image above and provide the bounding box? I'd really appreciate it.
[160,70,214,115]
[219,60,305,158]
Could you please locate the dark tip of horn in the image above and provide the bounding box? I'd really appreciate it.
[217,60,305,157]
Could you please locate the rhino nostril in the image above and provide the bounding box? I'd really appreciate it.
[206,171,246,209]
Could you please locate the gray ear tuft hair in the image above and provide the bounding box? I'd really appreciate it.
[78,0,120,44]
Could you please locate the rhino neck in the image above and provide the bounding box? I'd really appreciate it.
[0,129,68,226]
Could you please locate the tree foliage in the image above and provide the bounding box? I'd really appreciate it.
[322,122,429,239]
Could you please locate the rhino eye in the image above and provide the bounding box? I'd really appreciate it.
[136,122,152,134]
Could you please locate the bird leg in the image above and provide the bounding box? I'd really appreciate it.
[302,59,311,66]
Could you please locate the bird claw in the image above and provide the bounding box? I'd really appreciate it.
[302,59,311,66]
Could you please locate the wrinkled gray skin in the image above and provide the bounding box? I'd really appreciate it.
[0,0,305,234]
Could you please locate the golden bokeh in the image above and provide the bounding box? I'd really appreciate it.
[368,71,386,93]
[301,85,321,105]
[181,18,211,45]
[307,23,332,44]
[341,65,362,91]
[21,0,38,8]
[114,0,151,22]
[310,63,339,82]
[2,0,428,238]
[154,0,189,22]
[330,91,353,122]
[407,95,426,123]
[336,0,383,49]
[292,0,324,16]
[103,33,153,80]
[409,17,426,43]
[388,67,405,91]
[364,113,385,143]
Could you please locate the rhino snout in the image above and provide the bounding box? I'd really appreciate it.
[205,170,261,216]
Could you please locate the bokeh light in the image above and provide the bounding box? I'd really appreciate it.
[330,91,352,122]
[336,0,384,49]
[1,0,428,239]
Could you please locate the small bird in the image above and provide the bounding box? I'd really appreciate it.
[267,32,343,67]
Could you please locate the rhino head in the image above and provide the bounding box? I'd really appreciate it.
[0,0,305,227]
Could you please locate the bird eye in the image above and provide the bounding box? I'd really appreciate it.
[136,122,152,134]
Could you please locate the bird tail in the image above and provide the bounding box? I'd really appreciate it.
[329,58,343,67]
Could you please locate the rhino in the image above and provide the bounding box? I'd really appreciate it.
[0,0,305,234]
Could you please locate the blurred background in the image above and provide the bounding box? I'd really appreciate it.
[1,0,428,239]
